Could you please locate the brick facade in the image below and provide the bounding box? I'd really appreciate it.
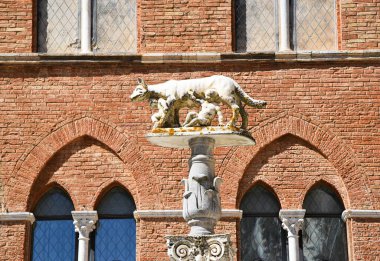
[0,0,380,260]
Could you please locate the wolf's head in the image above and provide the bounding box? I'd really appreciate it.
[130,78,149,101]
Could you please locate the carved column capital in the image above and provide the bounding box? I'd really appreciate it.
[166,234,234,261]
[72,211,98,239]
[279,209,306,237]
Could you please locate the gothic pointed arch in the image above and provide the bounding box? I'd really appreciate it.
[223,113,372,209]
[6,116,160,211]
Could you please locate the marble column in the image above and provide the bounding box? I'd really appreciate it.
[182,137,222,236]
[80,0,92,53]
[278,0,291,52]
[279,209,305,261]
[72,211,98,261]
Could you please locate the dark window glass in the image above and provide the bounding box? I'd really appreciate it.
[32,188,75,261]
[302,185,348,261]
[93,187,136,261]
[240,185,286,261]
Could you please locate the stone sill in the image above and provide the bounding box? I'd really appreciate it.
[0,212,35,223]
[0,50,379,65]
[134,209,243,220]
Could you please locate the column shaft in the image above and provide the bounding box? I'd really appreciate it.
[182,137,222,236]
[278,0,291,52]
[81,0,92,53]
[279,209,305,261]
[72,211,98,261]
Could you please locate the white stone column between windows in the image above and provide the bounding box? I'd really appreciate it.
[81,0,92,53]
[72,211,98,261]
[278,0,291,52]
[279,209,305,261]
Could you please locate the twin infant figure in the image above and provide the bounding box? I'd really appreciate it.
[150,89,224,129]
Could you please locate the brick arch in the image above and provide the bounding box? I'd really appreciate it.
[92,180,138,210]
[237,180,282,209]
[29,181,77,212]
[6,116,160,211]
[302,179,347,209]
[220,113,373,209]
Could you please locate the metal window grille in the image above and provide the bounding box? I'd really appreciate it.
[302,185,348,261]
[37,0,80,53]
[235,0,278,52]
[93,0,137,53]
[32,188,76,261]
[294,0,337,51]
[92,187,136,261]
[240,185,286,261]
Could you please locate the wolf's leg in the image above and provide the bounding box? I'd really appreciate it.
[239,106,248,129]
[224,97,239,128]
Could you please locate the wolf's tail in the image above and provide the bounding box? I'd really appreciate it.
[233,80,267,108]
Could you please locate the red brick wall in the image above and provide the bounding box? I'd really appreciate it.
[0,62,379,259]
[341,0,380,50]
[0,0,33,53]
[139,0,232,52]
[350,220,380,261]
[0,222,29,261]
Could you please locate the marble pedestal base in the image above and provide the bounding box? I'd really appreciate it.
[166,234,234,261]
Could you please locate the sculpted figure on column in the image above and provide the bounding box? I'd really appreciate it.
[130,75,267,129]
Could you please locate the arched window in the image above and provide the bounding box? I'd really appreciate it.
[240,184,286,261]
[92,186,136,261]
[302,184,348,261]
[32,187,75,261]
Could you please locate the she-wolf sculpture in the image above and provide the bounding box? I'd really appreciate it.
[130,75,266,129]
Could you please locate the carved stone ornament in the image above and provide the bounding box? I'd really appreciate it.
[166,234,234,261]
[72,211,98,239]
[130,75,267,129]
[281,217,304,237]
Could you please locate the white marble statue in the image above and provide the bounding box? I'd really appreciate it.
[183,99,223,127]
[130,75,267,129]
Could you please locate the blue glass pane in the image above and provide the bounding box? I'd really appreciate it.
[240,217,285,261]
[97,187,136,216]
[303,185,344,215]
[95,219,136,261]
[34,188,74,218]
[241,185,280,215]
[32,220,75,261]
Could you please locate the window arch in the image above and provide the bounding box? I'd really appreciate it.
[302,184,348,261]
[92,186,136,261]
[32,187,76,261]
[239,184,286,261]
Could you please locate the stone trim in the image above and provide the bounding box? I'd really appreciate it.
[134,209,242,220]
[342,210,380,222]
[0,212,35,223]
[0,50,380,64]
[279,209,306,220]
